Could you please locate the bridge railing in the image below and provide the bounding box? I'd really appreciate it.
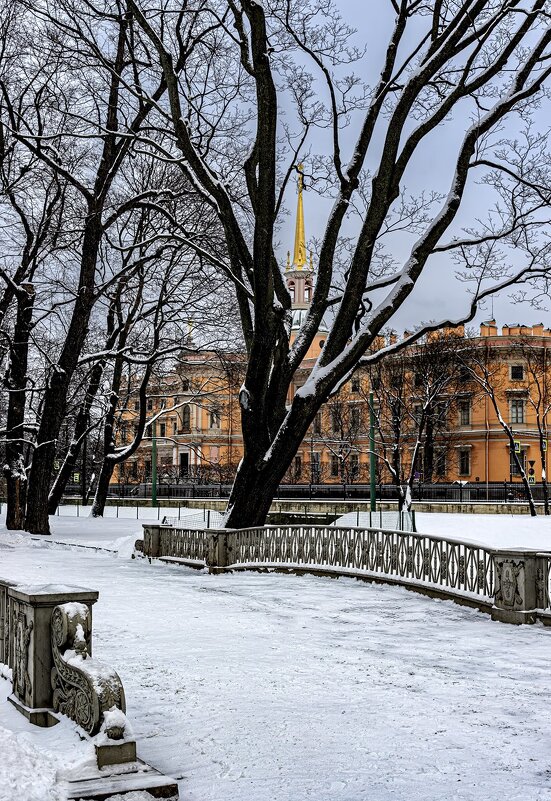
[143,522,551,626]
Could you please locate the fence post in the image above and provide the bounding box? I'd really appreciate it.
[206,530,230,573]
[143,524,162,558]
[491,549,538,624]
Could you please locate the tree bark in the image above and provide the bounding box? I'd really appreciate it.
[25,220,102,534]
[4,285,34,530]
[48,358,106,514]
[225,455,285,528]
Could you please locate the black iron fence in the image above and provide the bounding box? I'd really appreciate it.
[97,480,549,504]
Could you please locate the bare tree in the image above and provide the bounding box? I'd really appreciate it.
[122,0,551,527]
[461,343,538,516]
[516,335,551,514]
[367,331,475,509]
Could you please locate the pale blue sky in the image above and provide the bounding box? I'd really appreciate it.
[276,1,551,333]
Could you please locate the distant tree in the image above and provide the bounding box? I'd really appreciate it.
[516,336,551,514]
[367,331,474,510]
[461,344,537,516]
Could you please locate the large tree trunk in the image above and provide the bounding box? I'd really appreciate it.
[48,358,106,514]
[225,455,285,528]
[90,459,116,518]
[25,222,102,534]
[4,285,34,530]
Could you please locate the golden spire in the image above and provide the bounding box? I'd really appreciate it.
[291,163,307,270]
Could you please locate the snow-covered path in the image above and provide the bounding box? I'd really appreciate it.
[2,518,551,801]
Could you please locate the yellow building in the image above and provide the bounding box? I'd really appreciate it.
[115,171,551,492]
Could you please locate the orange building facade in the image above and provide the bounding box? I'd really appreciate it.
[114,172,551,491]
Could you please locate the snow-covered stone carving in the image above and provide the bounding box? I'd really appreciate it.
[12,606,33,703]
[51,602,126,737]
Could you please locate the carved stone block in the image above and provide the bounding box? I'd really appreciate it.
[7,584,98,725]
[492,551,537,625]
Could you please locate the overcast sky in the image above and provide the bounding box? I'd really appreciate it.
[277,1,551,334]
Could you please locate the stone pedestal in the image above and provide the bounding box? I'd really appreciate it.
[207,531,230,573]
[143,524,162,557]
[7,584,98,725]
[491,551,537,625]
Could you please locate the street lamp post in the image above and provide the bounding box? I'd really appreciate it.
[151,419,157,508]
[369,391,376,512]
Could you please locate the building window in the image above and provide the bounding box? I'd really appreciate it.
[435,450,446,478]
[459,399,471,426]
[313,413,322,435]
[319,339,325,349]
[511,365,524,381]
[181,406,191,433]
[131,461,138,479]
[133,400,140,410]
[159,422,166,438]
[211,446,219,463]
[510,398,525,424]
[304,285,311,302]
[351,375,360,392]
[458,449,470,476]
[350,454,359,481]
[413,404,422,422]
[147,398,153,411]
[293,455,302,479]
[435,401,447,423]
[414,372,423,388]
[173,421,177,435]
[331,454,340,477]
[311,452,321,483]
[349,405,360,430]
[289,282,295,303]
[120,424,127,443]
[510,448,527,477]
[181,379,190,392]
[331,408,340,434]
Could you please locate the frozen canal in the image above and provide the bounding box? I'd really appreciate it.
[1,517,551,801]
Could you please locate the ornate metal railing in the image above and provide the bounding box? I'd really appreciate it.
[144,523,551,623]
[159,525,211,562]
[145,523,496,604]
[225,526,495,601]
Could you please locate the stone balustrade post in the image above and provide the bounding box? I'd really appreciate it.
[143,524,161,558]
[0,578,17,667]
[207,530,231,573]
[7,584,98,726]
[491,550,537,625]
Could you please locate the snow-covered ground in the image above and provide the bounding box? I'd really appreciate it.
[416,511,551,550]
[2,514,551,801]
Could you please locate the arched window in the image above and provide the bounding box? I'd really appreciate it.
[304,284,311,302]
[181,406,191,433]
